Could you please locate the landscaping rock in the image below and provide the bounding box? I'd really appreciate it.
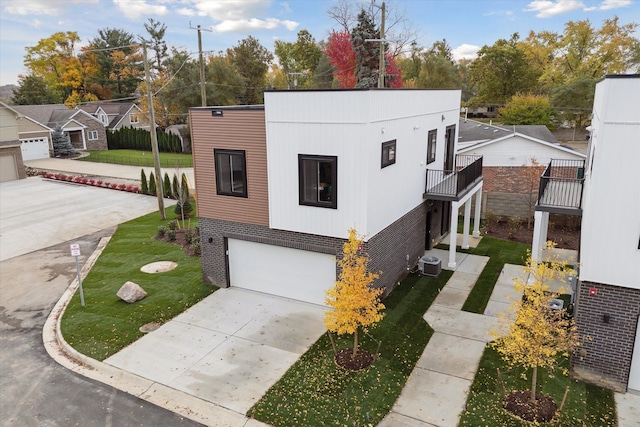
[117,281,147,303]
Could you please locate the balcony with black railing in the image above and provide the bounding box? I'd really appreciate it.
[423,155,483,201]
[536,159,585,215]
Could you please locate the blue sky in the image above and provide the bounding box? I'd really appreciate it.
[0,0,638,86]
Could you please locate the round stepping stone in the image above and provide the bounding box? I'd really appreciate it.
[139,322,161,333]
[140,261,177,273]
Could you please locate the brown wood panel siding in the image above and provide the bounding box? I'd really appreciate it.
[190,109,269,226]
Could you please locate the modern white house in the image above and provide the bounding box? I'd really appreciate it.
[532,74,640,392]
[189,89,483,306]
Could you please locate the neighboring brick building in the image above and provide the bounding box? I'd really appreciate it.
[458,119,584,220]
[532,75,640,392]
[189,89,483,306]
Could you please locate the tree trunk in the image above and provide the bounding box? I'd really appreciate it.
[531,365,538,403]
[352,328,359,359]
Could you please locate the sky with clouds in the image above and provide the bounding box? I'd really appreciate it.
[0,0,637,86]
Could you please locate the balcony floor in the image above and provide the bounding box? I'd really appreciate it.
[537,180,583,214]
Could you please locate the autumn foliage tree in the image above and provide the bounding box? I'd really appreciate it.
[491,243,581,406]
[325,229,384,362]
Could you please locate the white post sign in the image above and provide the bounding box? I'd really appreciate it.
[70,244,85,307]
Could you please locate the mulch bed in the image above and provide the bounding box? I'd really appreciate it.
[484,220,580,250]
[334,348,374,371]
[157,228,201,257]
[503,390,557,423]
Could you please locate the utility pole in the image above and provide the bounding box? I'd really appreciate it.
[378,2,385,89]
[190,22,212,107]
[288,72,304,89]
[142,39,165,219]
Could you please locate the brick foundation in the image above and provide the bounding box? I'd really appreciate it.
[572,281,640,391]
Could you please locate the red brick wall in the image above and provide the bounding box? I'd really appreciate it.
[482,166,545,194]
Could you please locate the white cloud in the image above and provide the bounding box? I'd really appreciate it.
[32,18,42,28]
[525,0,631,17]
[3,0,98,16]
[452,44,480,61]
[113,0,169,20]
[212,17,298,33]
[176,7,197,17]
[525,0,585,18]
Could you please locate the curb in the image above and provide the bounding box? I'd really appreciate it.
[41,236,267,427]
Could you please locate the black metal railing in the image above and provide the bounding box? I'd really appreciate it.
[537,159,585,212]
[424,155,483,199]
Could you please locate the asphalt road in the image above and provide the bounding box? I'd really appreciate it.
[0,179,201,426]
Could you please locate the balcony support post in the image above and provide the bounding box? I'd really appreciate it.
[473,188,482,238]
[448,201,460,268]
[532,210,549,263]
[462,199,471,250]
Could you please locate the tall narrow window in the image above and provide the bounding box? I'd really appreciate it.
[298,154,337,209]
[88,130,98,140]
[381,140,396,168]
[427,129,437,164]
[215,149,247,197]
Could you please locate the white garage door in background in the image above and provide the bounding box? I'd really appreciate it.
[227,239,336,306]
[21,137,50,161]
[0,154,19,182]
[628,316,640,391]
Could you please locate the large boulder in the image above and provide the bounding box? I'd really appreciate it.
[117,281,147,303]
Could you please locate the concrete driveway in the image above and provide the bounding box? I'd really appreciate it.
[104,288,327,415]
[0,177,172,261]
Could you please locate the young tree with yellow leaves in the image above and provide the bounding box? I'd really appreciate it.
[492,242,580,404]
[325,228,384,361]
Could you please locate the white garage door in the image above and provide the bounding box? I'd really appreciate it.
[21,137,49,161]
[227,239,336,306]
[628,316,640,391]
[0,154,19,182]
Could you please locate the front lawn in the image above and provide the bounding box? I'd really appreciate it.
[248,270,453,427]
[77,149,193,168]
[60,209,214,361]
[459,344,617,426]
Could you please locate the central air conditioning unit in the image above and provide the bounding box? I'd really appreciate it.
[418,255,441,277]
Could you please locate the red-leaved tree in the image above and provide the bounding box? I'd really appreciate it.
[325,31,402,88]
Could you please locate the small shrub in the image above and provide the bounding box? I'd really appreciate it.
[96,180,103,186]
[190,240,201,256]
[110,183,118,189]
[484,210,499,233]
[140,169,148,195]
[117,183,126,190]
[80,177,88,184]
[167,219,178,231]
[167,229,176,241]
[148,172,156,195]
[163,173,172,198]
[508,216,521,239]
[89,179,95,185]
[174,199,193,217]
[157,226,166,237]
[184,228,196,244]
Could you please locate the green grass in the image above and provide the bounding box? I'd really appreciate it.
[461,236,531,314]
[459,344,617,426]
[77,149,193,168]
[248,270,453,427]
[60,209,214,361]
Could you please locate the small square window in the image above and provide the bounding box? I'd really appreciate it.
[427,130,437,164]
[215,149,247,197]
[88,130,98,140]
[381,140,396,168]
[299,154,337,209]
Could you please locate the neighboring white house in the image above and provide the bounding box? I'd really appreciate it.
[532,74,640,392]
[189,89,483,306]
[458,118,585,219]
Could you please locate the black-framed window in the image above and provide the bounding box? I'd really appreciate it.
[298,154,337,209]
[427,129,437,164]
[381,139,396,168]
[214,149,247,197]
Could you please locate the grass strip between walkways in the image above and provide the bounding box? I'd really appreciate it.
[60,209,214,361]
[459,344,617,426]
[461,236,531,314]
[248,269,453,427]
[77,149,193,168]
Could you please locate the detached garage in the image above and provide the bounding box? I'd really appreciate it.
[20,137,50,161]
[227,239,336,306]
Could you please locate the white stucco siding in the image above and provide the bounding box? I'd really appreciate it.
[460,136,584,167]
[580,122,640,289]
